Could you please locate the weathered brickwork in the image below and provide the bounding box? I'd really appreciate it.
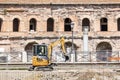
[0,1,120,62]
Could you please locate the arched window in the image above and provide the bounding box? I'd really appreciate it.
[47,18,54,32]
[100,18,108,31]
[13,18,20,32]
[117,18,120,31]
[0,18,3,32]
[64,18,72,31]
[82,18,90,31]
[29,18,36,31]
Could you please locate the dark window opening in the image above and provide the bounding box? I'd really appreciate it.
[30,25,33,30]
[13,18,20,32]
[64,18,72,31]
[82,18,90,31]
[29,18,36,31]
[47,18,54,32]
[0,18,3,32]
[100,18,108,31]
[117,18,120,31]
[101,25,107,31]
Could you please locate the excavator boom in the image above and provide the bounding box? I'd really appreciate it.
[48,37,68,62]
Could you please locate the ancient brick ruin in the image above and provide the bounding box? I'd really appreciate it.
[0,0,120,62]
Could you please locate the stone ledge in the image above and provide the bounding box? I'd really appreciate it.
[0,0,120,4]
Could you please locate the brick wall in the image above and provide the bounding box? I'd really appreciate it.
[0,2,120,53]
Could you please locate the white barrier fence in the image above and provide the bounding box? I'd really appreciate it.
[0,51,120,63]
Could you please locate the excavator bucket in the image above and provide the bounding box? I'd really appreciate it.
[65,55,69,61]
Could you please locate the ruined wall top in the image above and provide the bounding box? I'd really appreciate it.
[0,0,120,4]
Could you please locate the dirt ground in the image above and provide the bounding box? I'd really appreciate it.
[0,69,120,80]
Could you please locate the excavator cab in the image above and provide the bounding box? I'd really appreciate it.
[28,44,50,71]
[33,44,48,56]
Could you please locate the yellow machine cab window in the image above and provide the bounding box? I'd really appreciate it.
[33,44,48,56]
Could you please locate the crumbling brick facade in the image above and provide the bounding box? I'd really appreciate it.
[0,0,120,62]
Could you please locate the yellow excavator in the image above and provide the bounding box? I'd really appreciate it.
[28,37,69,71]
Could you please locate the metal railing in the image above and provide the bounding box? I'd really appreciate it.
[76,51,120,63]
[0,51,119,63]
[52,51,120,63]
[0,52,22,63]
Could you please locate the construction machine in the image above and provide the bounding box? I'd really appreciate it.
[28,37,69,71]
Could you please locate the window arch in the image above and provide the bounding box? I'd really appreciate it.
[100,18,108,31]
[29,18,36,31]
[13,18,20,32]
[82,18,90,31]
[0,18,3,32]
[47,18,54,32]
[64,18,72,31]
[117,18,120,31]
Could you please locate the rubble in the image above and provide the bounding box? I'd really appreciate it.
[0,69,120,80]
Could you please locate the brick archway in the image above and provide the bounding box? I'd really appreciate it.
[96,42,112,61]
[25,42,38,62]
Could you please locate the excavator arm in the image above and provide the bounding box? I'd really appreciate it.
[47,37,69,63]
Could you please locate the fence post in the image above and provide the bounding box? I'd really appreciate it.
[71,50,76,63]
[22,51,27,63]
[7,53,11,62]
[90,52,91,62]
[118,51,120,62]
